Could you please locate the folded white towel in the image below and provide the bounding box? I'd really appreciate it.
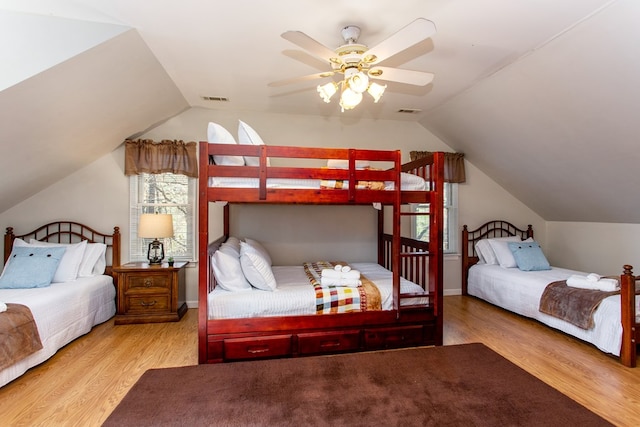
[334,264,343,271]
[586,273,602,282]
[341,270,361,280]
[320,277,362,287]
[341,265,351,273]
[0,302,7,313]
[566,275,619,292]
[321,269,342,279]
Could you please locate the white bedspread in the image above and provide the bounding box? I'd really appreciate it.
[0,275,115,387]
[208,172,426,191]
[208,262,427,319]
[468,264,639,356]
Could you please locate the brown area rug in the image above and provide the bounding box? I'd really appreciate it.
[103,343,611,427]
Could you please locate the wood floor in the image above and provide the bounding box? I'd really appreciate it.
[1,296,638,426]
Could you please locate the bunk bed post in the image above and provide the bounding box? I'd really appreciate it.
[377,208,384,266]
[392,151,402,313]
[461,225,469,296]
[198,141,210,364]
[620,264,637,368]
[430,152,445,345]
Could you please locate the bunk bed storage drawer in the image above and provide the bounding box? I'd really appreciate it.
[297,330,361,355]
[364,325,424,349]
[224,335,293,360]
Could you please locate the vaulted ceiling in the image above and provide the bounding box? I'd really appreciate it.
[1,0,638,222]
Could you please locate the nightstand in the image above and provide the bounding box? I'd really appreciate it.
[113,261,188,325]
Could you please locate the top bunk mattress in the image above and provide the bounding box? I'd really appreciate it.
[208,262,428,319]
[208,172,427,191]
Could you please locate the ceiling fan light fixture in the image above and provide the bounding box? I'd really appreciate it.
[317,81,338,103]
[339,86,363,112]
[348,71,369,93]
[367,82,386,103]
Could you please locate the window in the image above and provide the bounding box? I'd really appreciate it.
[412,183,458,254]
[129,173,196,262]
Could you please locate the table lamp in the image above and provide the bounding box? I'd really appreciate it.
[138,213,173,264]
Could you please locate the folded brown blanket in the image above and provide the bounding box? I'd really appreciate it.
[538,281,618,329]
[0,303,43,370]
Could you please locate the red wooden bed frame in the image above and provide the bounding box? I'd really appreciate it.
[198,142,444,363]
[461,220,637,368]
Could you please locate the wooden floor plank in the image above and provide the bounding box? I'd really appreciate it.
[1,297,638,426]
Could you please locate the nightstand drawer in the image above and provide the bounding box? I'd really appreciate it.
[124,273,171,291]
[125,295,170,314]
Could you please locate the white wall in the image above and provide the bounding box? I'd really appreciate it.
[0,106,554,305]
[546,222,640,275]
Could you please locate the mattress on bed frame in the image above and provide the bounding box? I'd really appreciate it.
[208,262,429,319]
[0,275,115,387]
[467,263,633,356]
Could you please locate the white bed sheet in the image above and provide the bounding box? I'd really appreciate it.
[468,264,640,356]
[0,275,115,387]
[208,262,428,319]
[208,172,426,191]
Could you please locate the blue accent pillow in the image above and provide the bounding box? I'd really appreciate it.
[0,246,66,289]
[508,241,551,271]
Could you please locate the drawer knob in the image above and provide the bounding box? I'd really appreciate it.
[140,300,157,307]
[144,279,153,288]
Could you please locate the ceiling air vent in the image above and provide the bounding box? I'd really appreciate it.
[397,108,422,114]
[201,96,229,102]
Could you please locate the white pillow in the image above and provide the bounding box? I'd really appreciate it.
[207,122,244,166]
[244,238,272,266]
[211,246,252,292]
[220,236,241,258]
[78,243,107,277]
[488,237,533,268]
[326,159,371,169]
[240,241,276,291]
[26,239,88,282]
[238,120,270,167]
[475,236,522,266]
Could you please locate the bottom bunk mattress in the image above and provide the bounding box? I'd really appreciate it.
[468,264,640,356]
[208,262,428,319]
[0,275,115,387]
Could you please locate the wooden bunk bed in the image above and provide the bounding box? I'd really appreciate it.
[461,220,638,367]
[198,142,444,364]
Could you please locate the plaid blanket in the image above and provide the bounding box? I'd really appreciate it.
[303,261,382,314]
[319,180,387,191]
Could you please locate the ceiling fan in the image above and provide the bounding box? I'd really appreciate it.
[269,18,436,111]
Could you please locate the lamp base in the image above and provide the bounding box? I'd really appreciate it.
[147,239,165,265]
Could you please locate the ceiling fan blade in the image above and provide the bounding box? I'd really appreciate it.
[268,71,335,87]
[281,31,337,63]
[368,67,434,86]
[364,18,436,65]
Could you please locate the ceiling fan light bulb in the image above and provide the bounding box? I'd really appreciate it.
[348,72,369,93]
[367,82,386,103]
[339,87,363,111]
[317,82,338,103]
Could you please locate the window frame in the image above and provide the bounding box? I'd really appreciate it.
[129,172,197,263]
[411,182,458,254]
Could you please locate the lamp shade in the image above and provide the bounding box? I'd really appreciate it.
[138,214,174,238]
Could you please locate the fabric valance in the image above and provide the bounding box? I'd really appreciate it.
[410,151,466,183]
[124,139,198,178]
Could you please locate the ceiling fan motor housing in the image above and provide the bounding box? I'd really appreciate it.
[341,25,361,44]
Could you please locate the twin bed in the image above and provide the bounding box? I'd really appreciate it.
[198,139,445,363]
[1,222,119,387]
[462,220,638,367]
